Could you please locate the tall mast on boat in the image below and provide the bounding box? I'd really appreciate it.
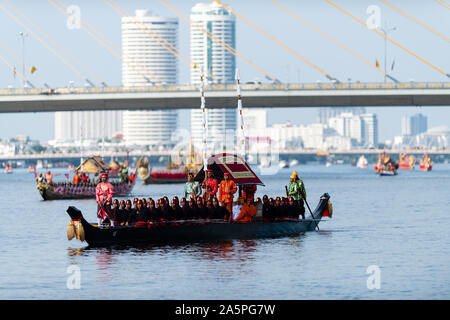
[235,68,246,160]
[101,119,105,159]
[80,124,84,172]
[200,68,208,171]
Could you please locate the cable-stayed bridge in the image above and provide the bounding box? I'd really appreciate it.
[0,82,449,113]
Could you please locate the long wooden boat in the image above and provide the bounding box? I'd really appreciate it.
[37,156,138,200]
[374,164,398,176]
[66,193,331,247]
[38,179,136,200]
[143,170,188,184]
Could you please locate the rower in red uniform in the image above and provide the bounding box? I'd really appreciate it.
[202,170,218,201]
[242,184,257,204]
[218,173,237,217]
[96,172,114,226]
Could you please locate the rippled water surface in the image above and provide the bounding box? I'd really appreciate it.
[1,164,449,299]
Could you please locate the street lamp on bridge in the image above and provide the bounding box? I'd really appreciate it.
[380,23,396,83]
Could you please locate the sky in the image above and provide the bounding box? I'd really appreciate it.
[0,0,449,142]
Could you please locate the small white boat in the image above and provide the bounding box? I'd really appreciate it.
[279,160,288,169]
[325,161,332,168]
[289,159,298,167]
[356,155,368,169]
[258,157,270,168]
[36,160,43,170]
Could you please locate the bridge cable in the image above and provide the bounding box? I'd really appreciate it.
[0,3,89,83]
[270,0,399,82]
[214,0,340,83]
[157,0,281,84]
[325,0,450,79]
[48,0,162,84]
[379,0,450,43]
[434,0,450,10]
[4,0,105,86]
[0,39,46,88]
[104,0,217,82]
[0,52,34,88]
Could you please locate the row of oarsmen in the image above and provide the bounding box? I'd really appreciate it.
[99,195,306,227]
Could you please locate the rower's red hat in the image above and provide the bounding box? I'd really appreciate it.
[224,172,230,176]
[100,172,108,178]
[207,169,213,173]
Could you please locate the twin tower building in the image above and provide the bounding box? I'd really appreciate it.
[54,1,237,148]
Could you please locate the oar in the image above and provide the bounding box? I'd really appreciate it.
[301,191,319,231]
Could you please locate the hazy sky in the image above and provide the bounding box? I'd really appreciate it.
[0,0,449,142]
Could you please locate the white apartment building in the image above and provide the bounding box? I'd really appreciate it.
[122,10,179,147]
[54,110,122,144]
[243,108,267,131]
[360,113,378,146]
[190,1,237,148]
[328,112,378,147]
[246,122,340,150]
[190,1,236,85]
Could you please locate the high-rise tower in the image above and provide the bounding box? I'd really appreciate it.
[122,10,179,147]
[190,1,237,147]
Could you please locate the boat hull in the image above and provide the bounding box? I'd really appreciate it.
[398,162,414,170]
[374,164,397,176]
[66,193,331,246]
[143,172,188,184]
[379,171,397,176]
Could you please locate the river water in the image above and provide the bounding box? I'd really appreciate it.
[1,163,449,300]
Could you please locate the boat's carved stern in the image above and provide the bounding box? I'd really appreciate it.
[66,206,86,242]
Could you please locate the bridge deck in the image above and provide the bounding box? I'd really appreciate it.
[1,82,450,113]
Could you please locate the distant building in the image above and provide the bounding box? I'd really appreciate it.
[327,112,378,147]
[122,10,179,147]
[0,141,16,155]
[317,107,366,124]
[360,113,378,147]
[54,110,122,143]
[190,1,237,147]
[246,122,337,150]
[190,1,236,85]
[393,126,449,149]
[401,113,427,136]
[242,108,267,130]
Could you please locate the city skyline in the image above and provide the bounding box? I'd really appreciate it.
[0,0,449,142]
